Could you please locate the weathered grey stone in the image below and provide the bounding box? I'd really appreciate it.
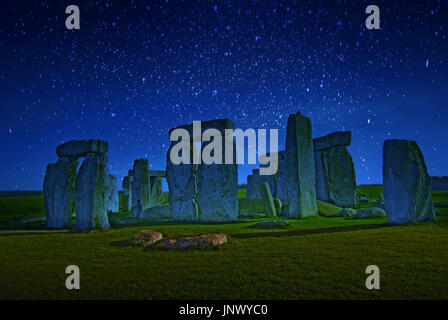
[142,204,172,219]
[259,182,276,217]
[335,207,358,218]
[166,140,198,221]
[56,139,108,158]
[355,207,386,219]
[238,198,267,217]
[130,230,163,245]
[149,176,165,207]
[276,151,287,203]
[131,158,150,218]
[153,233,227,250]
[122,175,132,211]
[316,200,342,217]
[273,198,282,215]
[106,174,119,213]
[196,138,238,222]
[285,111,317,218]
[246,174,276,199]
[313,131,351,152]
[314,146,356,207]
[167,119,238,222]
[43,157,78,229]
[383,140,435,224]
[75,153,110,230]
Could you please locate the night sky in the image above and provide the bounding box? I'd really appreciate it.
[0,0,446,191]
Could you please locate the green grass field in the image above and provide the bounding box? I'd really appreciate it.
[0,185,447,300]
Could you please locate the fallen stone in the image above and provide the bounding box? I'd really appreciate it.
[355,207,387,219]
[335,208,358,218]
[44,157,78,229]
[252,220,289,229]
[56,139,108,158]
[313,131,351,152]
[285,111,318,218]
[153,233,227,250]
[316,200,342,218]
[142,204,172,219]
[130,230,163,245]
[75,153,110,230]
[383,139,435,224]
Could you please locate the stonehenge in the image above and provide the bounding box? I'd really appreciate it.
[284,111,318,218]
[313,131,356,207]
[41,113,439,229]
[43,139,113,230]
[383,139,435,224]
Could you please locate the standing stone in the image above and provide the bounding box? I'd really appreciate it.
[313,131,355,207]
[246,173,276,199]
[259,182,277,217]
[75,153,110,230]
[196,122,238,222]
[122,175,132,212]
[285,111,318,218]
[149,176,164,207]
[276,151,287,203]
[167,119,238,222]
[106,174,119,213]
[131,159,150,218]
[166,140,198,221]
[383,140,435,224]
[43,157,78,228]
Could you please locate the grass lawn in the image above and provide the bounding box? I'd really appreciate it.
[0,186,447,300]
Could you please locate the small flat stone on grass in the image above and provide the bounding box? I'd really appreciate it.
[151,233,227,250]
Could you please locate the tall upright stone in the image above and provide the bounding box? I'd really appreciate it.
[75,153,110,230]
[149,176,165,207]
[43,157,78,228]
[246,174,276,199]
[313,131,355,207]
[276,151,287,203]
[383,139,435,224]
[106,174,119,213]
[122,175,132,211]
[131,159,150,218]
[166,139,198,221]
[284,111,317,218]
[167,119,238,222]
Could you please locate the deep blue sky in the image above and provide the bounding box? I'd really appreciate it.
[0,0,446,191]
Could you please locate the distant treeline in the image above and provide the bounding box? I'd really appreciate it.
[432,177,448,191]
[0,191,43,197]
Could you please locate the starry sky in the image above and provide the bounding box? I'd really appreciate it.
[0,0,446,191]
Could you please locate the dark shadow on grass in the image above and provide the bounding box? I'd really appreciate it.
[231,223,389,239]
